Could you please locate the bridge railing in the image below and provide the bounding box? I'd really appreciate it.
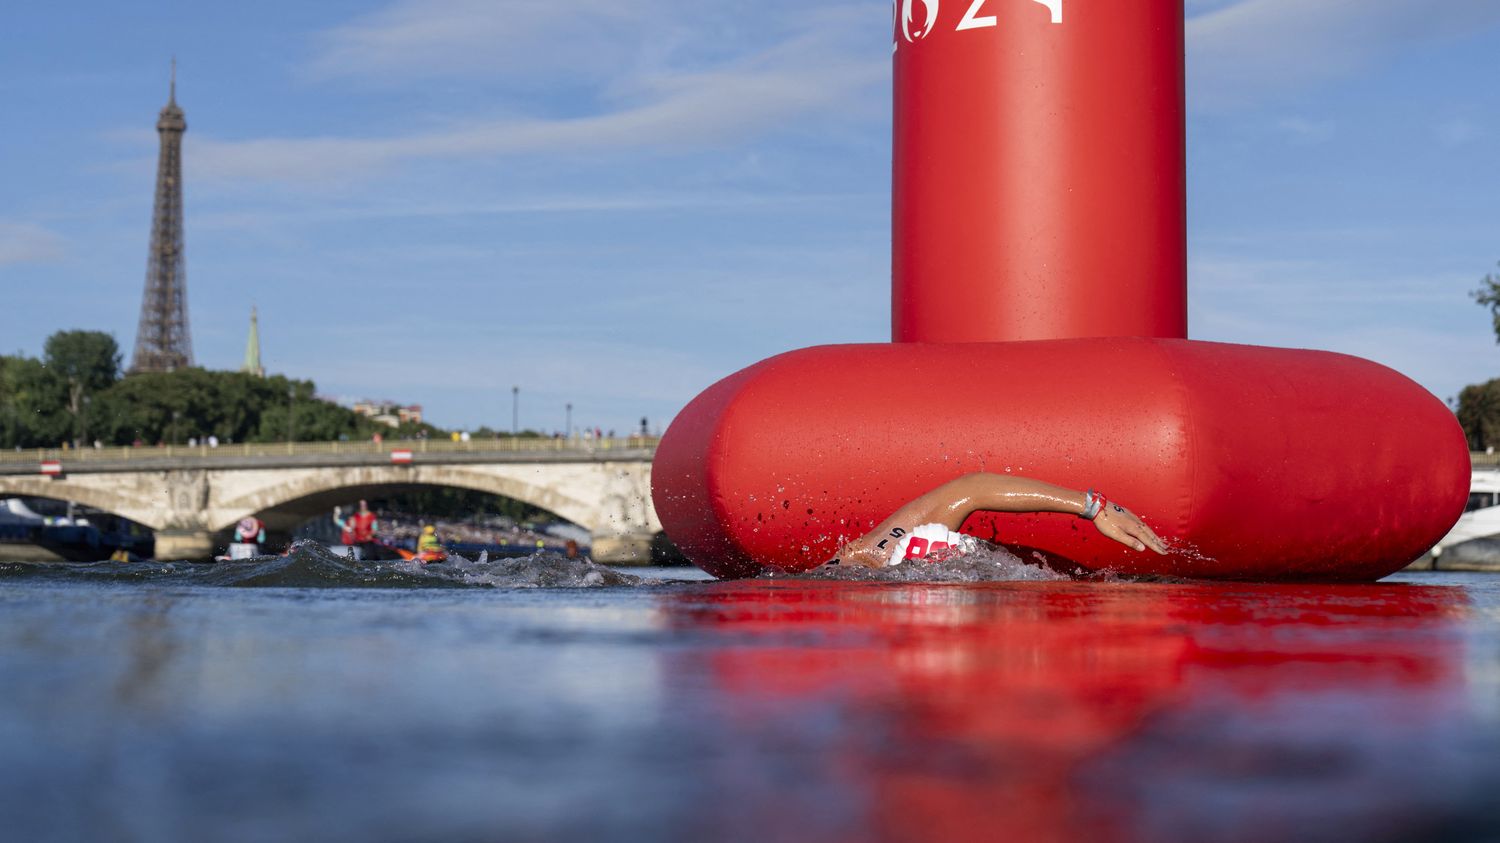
[0,436,660,465]
[5,443,1498,468]
[1474,452,1500,469]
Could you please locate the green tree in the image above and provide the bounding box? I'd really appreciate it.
[1457,379,1500,450]
[43,330,121,446]
[0,329,448,447]
[1471,262,1500,343]
[0,355,14,447]
[0,353,70,448]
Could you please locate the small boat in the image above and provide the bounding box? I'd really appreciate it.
[395,546,448,565]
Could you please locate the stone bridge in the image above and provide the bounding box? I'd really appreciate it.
[0,439,661,562]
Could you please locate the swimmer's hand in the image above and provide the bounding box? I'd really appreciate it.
[1094,503,1168,554]
[821,545,887,570]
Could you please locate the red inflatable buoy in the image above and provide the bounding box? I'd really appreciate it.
[653,339,1466,580]
[651,1,1469,580]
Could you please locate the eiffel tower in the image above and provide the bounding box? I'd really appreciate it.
[129,61,193,373]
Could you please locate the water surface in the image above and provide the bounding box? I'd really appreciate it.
[2,547,1498,842]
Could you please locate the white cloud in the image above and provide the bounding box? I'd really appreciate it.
[1185,0,1241,15]
[191,4,885,186]
[308,0,667,85]
[1188,0,1500,109]
[1435,117,1484,148]
[308,0,877,85]
[1272,116,1335,144]
[295,337,731,422]
[189,63,882,184]
[1191,256,1467,308]
[1188,251,1496,401]
[192,190,853,231]
[0,223,65,267]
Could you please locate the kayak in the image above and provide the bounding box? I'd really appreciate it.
[396,547,448,565]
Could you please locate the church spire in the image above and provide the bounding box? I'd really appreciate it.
[242,306,264,377]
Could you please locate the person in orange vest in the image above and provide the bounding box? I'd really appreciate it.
[415,524,447,564]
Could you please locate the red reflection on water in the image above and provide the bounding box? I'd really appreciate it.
[659,581,1469,842]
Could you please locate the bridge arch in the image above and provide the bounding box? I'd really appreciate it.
[210,465,602,536]
[0,476,164,529]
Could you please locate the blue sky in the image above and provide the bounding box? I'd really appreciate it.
[2,0,1498,434]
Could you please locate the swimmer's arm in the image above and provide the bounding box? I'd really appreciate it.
[917,473,1167,554]
[834,474,1081,566]
[900,473,1089,531]
[936,474,1170,552]
[835,473,1167,565]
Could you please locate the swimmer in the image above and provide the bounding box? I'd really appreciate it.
[825,472,1167,569]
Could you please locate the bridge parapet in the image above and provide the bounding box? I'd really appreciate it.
[0,437,659,474]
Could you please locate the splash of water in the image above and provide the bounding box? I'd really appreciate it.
[0,540,646,589]
[781,544,1070,583]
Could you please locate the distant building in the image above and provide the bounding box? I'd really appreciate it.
[350,400,423,429]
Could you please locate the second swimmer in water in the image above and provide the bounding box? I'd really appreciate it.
[824,472,1168,569]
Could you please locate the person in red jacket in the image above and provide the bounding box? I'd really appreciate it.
[332,506,357,547]
[333,499,381,559]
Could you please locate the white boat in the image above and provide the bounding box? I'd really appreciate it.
[1429,471,1500,559]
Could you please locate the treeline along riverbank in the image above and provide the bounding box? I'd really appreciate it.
[0,330,434,449]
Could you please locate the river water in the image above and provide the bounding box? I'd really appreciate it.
[3,544,1499,842]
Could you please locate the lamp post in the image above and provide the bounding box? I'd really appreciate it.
[565,403,572,439]
[512,386,519,436]
[287,385,295,442]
